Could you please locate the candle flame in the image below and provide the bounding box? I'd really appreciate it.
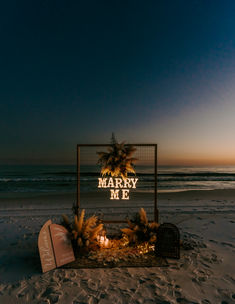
[98,235,109,247]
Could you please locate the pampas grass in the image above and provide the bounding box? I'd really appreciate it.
[61,209,103,253]
[121,208,159,244]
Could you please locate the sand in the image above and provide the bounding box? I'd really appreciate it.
[0,190,235,303]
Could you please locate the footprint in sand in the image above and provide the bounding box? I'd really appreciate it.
[209,239,218,244]
[221,242,235,248]
[176,297,198,303]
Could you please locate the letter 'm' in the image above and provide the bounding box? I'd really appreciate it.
[98,178,107,188]
[110,189,120,200]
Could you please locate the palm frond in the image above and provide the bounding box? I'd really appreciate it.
[149,222,159,230]
[121,228,137,243]
[121,228,134,236]
[125,166,136,174]
[101,168,112,176]
[96,136,138,178]
[83,215,98,233]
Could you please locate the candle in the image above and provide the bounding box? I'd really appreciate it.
[98,235,109,247]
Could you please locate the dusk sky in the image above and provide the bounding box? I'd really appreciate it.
[1,1,235,165]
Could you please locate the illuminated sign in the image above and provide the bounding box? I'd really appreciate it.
[98,177,138,200]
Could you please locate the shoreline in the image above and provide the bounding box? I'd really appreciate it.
[1,188,235,207]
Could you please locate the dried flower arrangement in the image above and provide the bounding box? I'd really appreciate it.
[97,133,138,179]
[61,210,103,255]
[121,208,159,244]
[59,207,165,267]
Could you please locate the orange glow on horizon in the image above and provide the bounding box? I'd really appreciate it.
[159,156,235,166]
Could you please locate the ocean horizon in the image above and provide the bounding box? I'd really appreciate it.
[1,164,235,196]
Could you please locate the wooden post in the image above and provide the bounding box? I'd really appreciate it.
[76,145,80,217]
[154,144,158,222]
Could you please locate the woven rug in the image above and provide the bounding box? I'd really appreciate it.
[63,251,168,269]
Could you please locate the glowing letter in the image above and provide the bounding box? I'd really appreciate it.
[107,178,114,188]
[122,189,129,200]
[124,178,132,188]
[131,178,138,188]
[98,178,107,188]
[110,189,119,200]
[115,178,123,188]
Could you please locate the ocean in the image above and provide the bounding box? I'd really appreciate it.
[1,165,235,196]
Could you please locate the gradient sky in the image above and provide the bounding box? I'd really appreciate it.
[1,1,235,165]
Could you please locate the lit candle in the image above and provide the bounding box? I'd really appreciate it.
[104,237,109,247]
[98,235,109,247]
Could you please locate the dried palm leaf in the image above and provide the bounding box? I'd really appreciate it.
[121,228,134,236]
[139,208,148,225]
[125,166,136,174]
[121,228,136,243]
[89,223,103,241]
[149,222,159,230]
[83,215,98,233]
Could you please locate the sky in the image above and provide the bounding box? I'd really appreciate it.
[1,0,235,165]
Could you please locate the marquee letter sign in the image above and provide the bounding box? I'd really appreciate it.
[98,177,138,200]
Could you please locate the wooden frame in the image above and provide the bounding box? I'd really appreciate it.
[76,144,158,223]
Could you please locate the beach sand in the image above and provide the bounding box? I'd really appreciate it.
[0,190,235,303]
